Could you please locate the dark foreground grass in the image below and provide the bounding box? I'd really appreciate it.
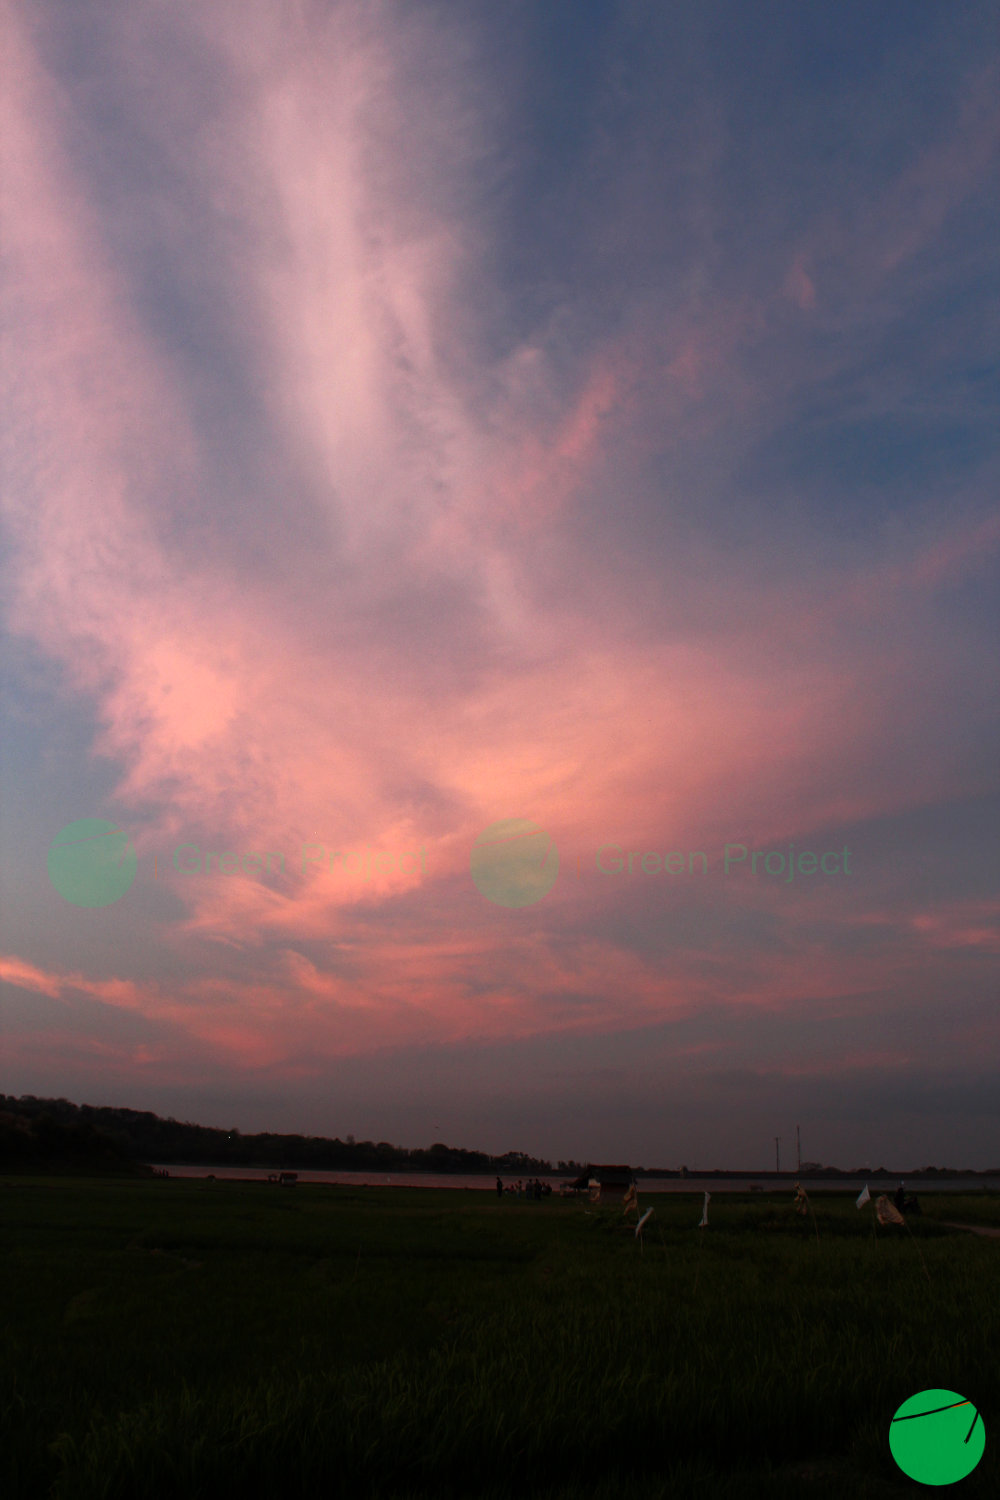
[2,1179,996,1498]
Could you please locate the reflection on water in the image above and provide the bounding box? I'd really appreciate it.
[152,1166,999,1193]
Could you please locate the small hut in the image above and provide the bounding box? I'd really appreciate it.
[593,1164,634,1201]
[566,1164,634,1203]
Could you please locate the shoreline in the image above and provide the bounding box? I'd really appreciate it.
[147,1165,1000,1191]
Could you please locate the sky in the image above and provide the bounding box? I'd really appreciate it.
[1,0,998,1171]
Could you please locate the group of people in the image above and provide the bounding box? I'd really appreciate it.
[495,1176,552,1199]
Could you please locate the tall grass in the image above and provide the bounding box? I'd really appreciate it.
[2,1180,996,1497]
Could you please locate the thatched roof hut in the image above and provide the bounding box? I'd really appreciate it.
[567,1164,634,1200]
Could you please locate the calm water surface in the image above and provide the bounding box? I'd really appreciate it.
[153,1166,999,1193]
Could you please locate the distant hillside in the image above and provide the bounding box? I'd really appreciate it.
[0,1096,568,1176]
[0,1106,153,1176]
[4,1098,994,1178]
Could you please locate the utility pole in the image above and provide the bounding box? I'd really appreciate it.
[796,1125,801,1173]
[775,1136,780,1173]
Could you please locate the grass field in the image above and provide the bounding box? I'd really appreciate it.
[2,1177,996,1498]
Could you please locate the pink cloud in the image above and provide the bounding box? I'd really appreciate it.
[0,955,64,1000]
[1,4,994,1115]
[909,900,1000,953]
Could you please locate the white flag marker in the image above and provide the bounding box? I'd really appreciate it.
[856,1183,871,1208]
[698,1191,710,1227]
[635,1207,654,1238]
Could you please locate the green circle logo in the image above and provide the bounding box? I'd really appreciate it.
[890,1389,984,1485]
[470,819,558,908]
[48,819,137,908]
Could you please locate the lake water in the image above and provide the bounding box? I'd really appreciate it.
[152,1166,999,1193]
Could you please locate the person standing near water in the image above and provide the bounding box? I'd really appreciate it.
[496,1175,503,1197]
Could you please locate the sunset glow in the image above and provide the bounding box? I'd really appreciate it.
[2,1,997,1168]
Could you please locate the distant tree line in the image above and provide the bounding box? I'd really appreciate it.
[0,1103,150,1175]
[6,1097,989,1178]
[0,1096,585,1175]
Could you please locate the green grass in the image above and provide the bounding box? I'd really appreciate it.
[2,1179,996,1498]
